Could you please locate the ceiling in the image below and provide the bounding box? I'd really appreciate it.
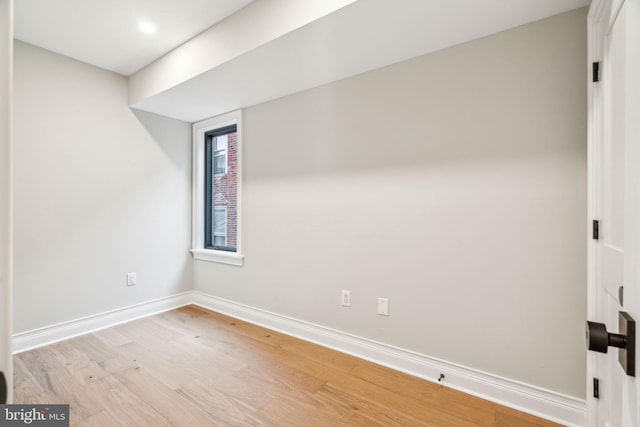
[14,0,255,75]
[14,0,591,122]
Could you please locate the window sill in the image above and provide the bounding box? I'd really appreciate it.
[191,249,244,266]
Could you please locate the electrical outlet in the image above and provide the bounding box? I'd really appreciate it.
[378,297,389,316]
[126,272,137,287]
[341,290,351,307]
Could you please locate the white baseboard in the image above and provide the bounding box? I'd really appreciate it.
[12,290,587,426]
[12,292,192,353]
[191,291,587,427]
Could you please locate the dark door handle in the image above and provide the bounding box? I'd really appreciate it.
[0,370,6,404]
[586,321,626,352]
[586,311,636,377]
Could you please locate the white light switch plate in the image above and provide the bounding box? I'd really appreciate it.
[126,272,137,286]
[341,290,351,307]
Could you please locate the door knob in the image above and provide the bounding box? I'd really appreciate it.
[586,321,626,353]
[585,311,635,377]
[0,371,6,404]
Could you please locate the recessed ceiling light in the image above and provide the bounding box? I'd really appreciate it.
[139,21,156,34]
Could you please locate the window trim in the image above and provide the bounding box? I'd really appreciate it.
[191,110,243,266]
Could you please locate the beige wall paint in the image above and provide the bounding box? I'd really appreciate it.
[194,8,588,398]
[13,42,192,332]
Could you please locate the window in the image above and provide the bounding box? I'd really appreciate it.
[203,124,236,253]
[192,110,243,266]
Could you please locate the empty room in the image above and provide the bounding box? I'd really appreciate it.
[1,0,639,426]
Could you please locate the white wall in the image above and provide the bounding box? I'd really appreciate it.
[194,8,588,398]
[13,42,192,333]
[0,0,13,402]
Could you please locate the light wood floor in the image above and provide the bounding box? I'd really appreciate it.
[14,306,562,426]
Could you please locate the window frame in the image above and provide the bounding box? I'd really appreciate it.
[191,110,243,266]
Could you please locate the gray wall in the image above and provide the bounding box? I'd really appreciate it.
[13,41,192,332]
[194,8,588,397]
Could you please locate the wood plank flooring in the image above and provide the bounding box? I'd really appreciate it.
[14,306,562,426]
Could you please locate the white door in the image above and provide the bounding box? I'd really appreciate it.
[0,0,12,404]
[588,0,640,426]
